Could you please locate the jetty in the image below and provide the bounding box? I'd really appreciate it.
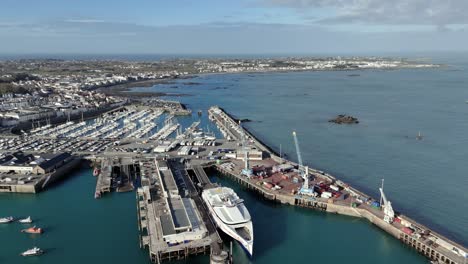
[136,158,230,263]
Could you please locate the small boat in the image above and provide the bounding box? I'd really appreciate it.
[0,216,14,223]
[21,226,43,234]
[416,131,423,140]
[94,191,101,199]
[21,247,44,257]
[18,216,33,223]
[93,168,100,177]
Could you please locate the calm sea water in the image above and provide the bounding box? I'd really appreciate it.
[1,54,467,263]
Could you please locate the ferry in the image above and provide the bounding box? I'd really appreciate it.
[21,226,43,234]
[0,216,14,223]
[202,187,254,256]
[20,247,44,257]
[18,216,33,223]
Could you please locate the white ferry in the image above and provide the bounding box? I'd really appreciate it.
[202,187,253,256]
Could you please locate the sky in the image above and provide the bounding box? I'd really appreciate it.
[1,0,468,55]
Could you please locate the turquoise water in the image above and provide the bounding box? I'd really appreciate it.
[0,166,150,264]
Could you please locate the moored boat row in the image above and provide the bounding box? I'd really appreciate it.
[0,216,33,224]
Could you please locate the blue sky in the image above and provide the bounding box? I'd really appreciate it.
[1,0,468,54]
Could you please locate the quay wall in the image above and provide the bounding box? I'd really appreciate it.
[34,157,82,192]
[0,157,81,193]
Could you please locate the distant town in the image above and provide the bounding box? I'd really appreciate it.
[0,57,437,128]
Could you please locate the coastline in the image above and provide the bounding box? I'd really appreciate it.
[96,64,444,97]
[96,76,195,97]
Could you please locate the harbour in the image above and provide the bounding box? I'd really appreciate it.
[1,60,468,263]
[1,99,467,263]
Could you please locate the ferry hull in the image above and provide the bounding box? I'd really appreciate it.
[206,201,254,256]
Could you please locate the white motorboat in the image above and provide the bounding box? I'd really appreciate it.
[0,216,14,223]
[21,247,44,257]
[202,187,254,256]
[18,216,33,223]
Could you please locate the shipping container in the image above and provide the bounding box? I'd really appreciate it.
[401,227,414,235]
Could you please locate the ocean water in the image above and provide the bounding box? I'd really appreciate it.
[1,53,467,263]
[133,54,468,247]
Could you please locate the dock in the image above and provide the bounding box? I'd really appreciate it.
[136,158,229,263]
[95,158,112,195]
[189,165,217,190]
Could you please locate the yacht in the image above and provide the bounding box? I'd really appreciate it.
[202,187,253,256]
[21,247,44,257]
[0,216,14,223]
[18,216,33,223]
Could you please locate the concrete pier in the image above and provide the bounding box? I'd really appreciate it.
[0,155,81,193]
[136,158,230,263]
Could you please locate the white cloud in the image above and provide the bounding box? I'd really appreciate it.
[261,0,468,26]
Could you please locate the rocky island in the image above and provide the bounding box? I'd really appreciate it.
[329,114,359,124]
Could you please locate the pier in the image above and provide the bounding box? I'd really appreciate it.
[135,158,230,263]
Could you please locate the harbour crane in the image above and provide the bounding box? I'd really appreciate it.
[379,179,395,224]
[292,131,309,190]
[240,121,253,177]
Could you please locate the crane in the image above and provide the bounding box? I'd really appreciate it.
[379,179,395,224]
[293,131,309,190]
